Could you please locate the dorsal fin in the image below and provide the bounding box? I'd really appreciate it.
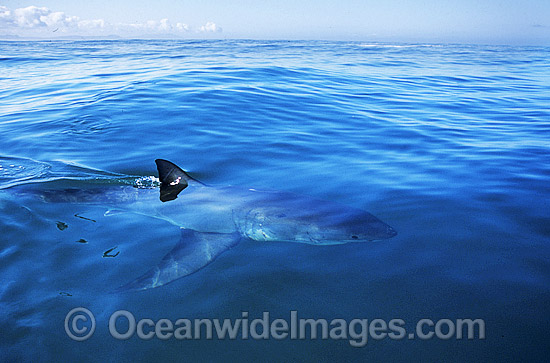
[155,159,191,202]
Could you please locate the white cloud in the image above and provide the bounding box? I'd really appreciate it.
[78,19,106,30]
[8,6,79,29]
[119,18,188,34]
[0,5,103,33]
[159,18,171,31]
[0,5,219,38]
[0,6,12,22]
[198,21,222,33]
[176,22,189,32]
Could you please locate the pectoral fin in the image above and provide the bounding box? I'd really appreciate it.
[116,229,241,292]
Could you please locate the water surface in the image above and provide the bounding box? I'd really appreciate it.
[1,40,549,362]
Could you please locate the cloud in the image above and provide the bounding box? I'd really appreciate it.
[176,23,189,32]
[120,18,187,33]
[0,5,102,32]
[77,19,106,30]
[3,6,78,29]
[0,6,11,23]
[0,5,220,37]
[198,21,222,33]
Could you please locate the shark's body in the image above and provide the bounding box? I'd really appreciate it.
[32,160,397,291]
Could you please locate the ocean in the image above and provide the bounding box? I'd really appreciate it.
[0,39,549,362]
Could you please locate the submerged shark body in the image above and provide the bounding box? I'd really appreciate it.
[34,160,397,291]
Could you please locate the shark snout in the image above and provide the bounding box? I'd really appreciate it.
[367,222,397,240]
[348,222,397,242]
[386,225,397,238]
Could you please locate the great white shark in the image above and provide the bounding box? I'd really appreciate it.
[31,159,397,291]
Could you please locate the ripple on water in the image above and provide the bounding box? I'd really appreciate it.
[61,115,112,135]
[0,156,51,190]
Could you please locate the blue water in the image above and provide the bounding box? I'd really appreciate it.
[1,40,549,362]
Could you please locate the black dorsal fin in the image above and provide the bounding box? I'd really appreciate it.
[155,159,190,202]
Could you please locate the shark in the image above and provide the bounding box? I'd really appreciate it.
[31,159,397,291]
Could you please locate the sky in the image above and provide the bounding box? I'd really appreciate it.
[1,0,549,44]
